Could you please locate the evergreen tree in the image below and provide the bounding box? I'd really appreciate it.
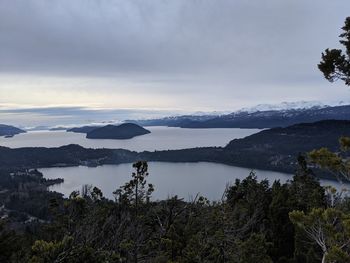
[318,17,350,85]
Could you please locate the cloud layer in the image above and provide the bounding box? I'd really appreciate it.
[0,0,350,114]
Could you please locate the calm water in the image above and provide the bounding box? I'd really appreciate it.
[0,127,260,151]
[6,127,343,200]
[40,162,344,201]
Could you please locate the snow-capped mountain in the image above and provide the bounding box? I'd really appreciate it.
[130,102,350,129]
[236,100,350,113]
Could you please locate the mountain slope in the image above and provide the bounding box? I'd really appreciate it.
[226,120,350,153]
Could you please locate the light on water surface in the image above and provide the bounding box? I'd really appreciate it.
[40,162,345,201]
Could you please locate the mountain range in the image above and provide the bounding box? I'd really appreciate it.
[130,104,350,129]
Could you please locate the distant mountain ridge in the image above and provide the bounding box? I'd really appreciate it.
[126,114,216,127]
[236,100,348,113]
[130,104,350,129]
[67,126,102,134]
[0,124,26,137]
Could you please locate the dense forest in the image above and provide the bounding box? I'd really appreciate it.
[1,127,350,262]
[0,150,350,262]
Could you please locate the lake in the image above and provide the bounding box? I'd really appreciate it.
[40,162,344,201]
[5,127,343,200]
[0,126,260,151]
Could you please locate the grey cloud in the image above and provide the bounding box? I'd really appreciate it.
[0,106,185,126]
[0,0,350,109]
[0,0,348,78]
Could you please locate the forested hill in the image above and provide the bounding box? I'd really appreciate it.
[131,105,350,128]
[143,120,350,174]
[86,123,150,139]
[226,120,350,153]
[0,120,349,177]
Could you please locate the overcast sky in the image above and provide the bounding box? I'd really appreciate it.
[1,0,350,125]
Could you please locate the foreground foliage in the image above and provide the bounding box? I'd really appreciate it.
[1,156,347,263]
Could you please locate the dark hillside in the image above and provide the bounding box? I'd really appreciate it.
[86,123,150,139]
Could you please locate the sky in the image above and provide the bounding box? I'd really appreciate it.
[1,0,350,126]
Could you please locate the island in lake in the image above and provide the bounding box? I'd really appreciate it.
[86,123,151,140]
[0,124,26,137]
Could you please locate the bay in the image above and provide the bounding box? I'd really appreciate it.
[40,162,344,201]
